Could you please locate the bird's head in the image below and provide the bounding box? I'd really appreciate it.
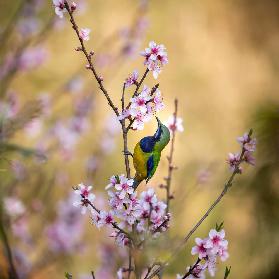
[153,117,170,151]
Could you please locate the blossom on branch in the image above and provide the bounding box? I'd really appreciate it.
[166,115,184,133]
[118,85,165,130]
[79,28,91,41]
[73,183,96,214]
[141,41,168,79]
[125,70,139,87]
[227,131,257,172]
[53,0,66,18]
[188,228,229,278]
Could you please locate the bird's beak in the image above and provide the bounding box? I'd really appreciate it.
[155,116,161,127]
[154,116,162,140]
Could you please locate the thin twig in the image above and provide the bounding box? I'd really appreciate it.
[165,99,178,212]
[91,271,96,279]
[134,68,149,96]
[64,1,119,117]
[122,126,131,178]
[181,258,201,279]
[146,130,253,279]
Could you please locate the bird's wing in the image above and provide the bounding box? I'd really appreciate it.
[133,142,149,181]
[146,154,155,179]
[146,152,161,182]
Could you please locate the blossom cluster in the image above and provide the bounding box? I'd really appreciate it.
[227,132,257,172]
[119,85,164,130]
[177,228,229,279]
[141,41,168,79]
[72,176,171,246]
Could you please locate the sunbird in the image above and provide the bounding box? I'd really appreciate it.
[132,117,170,188]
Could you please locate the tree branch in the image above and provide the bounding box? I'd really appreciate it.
[165,98,178,212]
[64,1,119,117]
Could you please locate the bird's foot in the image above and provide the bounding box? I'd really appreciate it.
[122,150,133,157]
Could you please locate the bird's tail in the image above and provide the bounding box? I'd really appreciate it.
[133,174,143,189]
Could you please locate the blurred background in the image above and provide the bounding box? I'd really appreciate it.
[0,0,278,278]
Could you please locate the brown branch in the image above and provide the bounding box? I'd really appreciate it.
[134,68,149,96]
[165,99,178,212]
[145,130,253,279]
[181,258,201,279]
[64,1,119,117]
[91,271,96,279]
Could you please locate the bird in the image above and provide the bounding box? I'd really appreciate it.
[132,117,170,189]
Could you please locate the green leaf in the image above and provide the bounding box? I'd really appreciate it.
[224,266,231,279]
[215,221,224,231]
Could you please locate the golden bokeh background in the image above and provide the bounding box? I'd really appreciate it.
[0,0,278,278]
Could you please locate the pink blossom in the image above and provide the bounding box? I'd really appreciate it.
[108,190,125,211]
[117,268,123,279]
[205,229,228,253]
[238,132,257,151]
[125,70,139,87]
[153,201,167,216]
[237,132,250,144]
[53,0,66,18]
[191,238,208,259]
[206,255,217,277]
[73,183,96,214]
[190,228,229,277]
[79,28,91,41]
[131,111,152,130]
[226,152,241,172]
[218,246,229,262]
[118,109,131,121]
[166,115,184,133]
[243,151,256,166]
[106,175,119,190]
[140,188,157,209]
[140,41,168,79]
[153,89,165,111]
[130,85,152,115]
[97,211,114,227]
[114,175,134,199]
